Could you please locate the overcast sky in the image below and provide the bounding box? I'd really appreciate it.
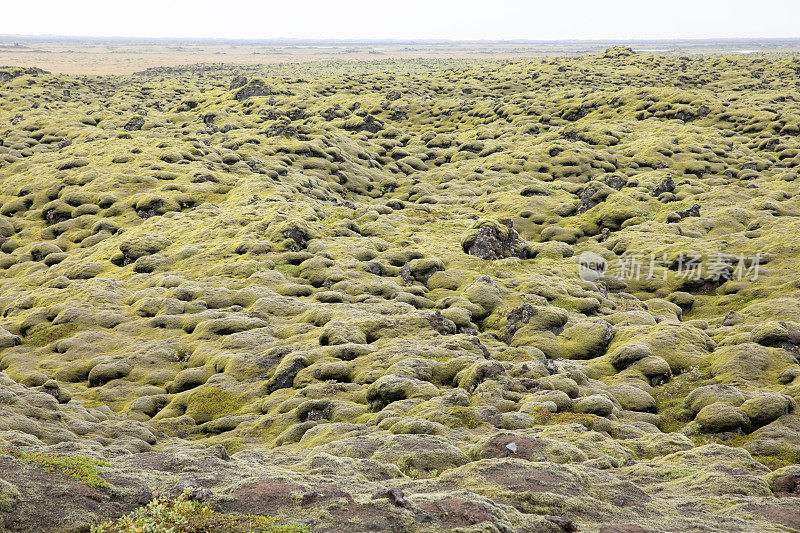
[3,0,799,41]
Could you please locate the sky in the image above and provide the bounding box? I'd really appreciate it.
[2,0,799,41]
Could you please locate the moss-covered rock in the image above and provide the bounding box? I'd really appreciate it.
[366,375,439,410]
[685,384,747,417]
[740,393,795,428]
[610,343,652,370]
[694,402,750,433]
[573,395,614,417]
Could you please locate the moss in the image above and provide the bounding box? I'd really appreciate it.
[167,366,215,394]
[22,322,80,347]
[0,447,109,488]
[750,449,800,471]
[149,417,200,439]
[185,386,247,424]
[556,320,614,360]
[3,52,800,532]
[693,402,750,433]
[446,405,482,429]
[54,158,90,170]
[525,404,598,428]
[218,438,248,455]
[652,366,708,432]
[274,263,301,277]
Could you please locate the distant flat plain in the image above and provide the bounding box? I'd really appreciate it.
[1,36,800,75]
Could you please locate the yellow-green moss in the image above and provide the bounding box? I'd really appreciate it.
[185,387,247,423]
[23,323,80,347]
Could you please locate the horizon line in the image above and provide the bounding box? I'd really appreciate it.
[3,34,800,44]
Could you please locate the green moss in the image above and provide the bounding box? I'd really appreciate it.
[652,366,706,432]
[659,466,700,480]
[550,297,579,312]
[526,404,597,428]
[23,322,80,347]
[0,447,109,488]
[318,208,352,227]
[446,406,481,429]
[689,432,752,449]
[149,418,200,439]
[750,449,800,471]
[687,433,800,470]
[274,264,301,277]
[3,52,800,532]
[185,386,247,424]
[219,438,248,455]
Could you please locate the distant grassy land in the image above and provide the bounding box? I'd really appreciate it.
[0,36,799,74]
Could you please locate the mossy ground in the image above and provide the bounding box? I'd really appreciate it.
[1,50,800,532]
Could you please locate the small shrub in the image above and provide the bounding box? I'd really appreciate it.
[0,447,109,488]
[447,406,481,429]
[170,347,192,365]
[92,490,308,533]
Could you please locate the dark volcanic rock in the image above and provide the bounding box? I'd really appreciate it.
[463,219,528,260]
[283,226,309,251]
[229,75,248,90]
[123,116,146,131]
[429,310,457,335]
[668,203,701,222]
[235,79,273,101]
[652,175,675,196]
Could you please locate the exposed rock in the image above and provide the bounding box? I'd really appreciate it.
[652,175,675,196]
[234,78,273,101]
[462,219,529,260]
[123,116,146,131]
[429,310,457,335]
